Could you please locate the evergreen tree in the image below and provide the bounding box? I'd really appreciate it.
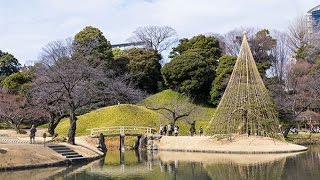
[73,26,113,68]
[164,34,223,102]
[210,56,237,106]
[124,48,162,94]
[162,52,214,101]
[0,50,21,78]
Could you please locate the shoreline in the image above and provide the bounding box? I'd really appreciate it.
[0,136,105,171]
[0,150,104,172]
[0,133,311,171]
[153,135,308,154]
[157,151,305,165]
[0,159,70,171]
[156,147,308,154]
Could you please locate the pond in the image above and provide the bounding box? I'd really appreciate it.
[1,145,319,180]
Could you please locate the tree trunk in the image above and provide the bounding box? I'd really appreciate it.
[67,109,77,145]
[16,119,24,134]
[5,119,21,134]
[48,120,57,136]
[48,114,69,136]
[283,113,300,138]
[173,116,178,127]
[283,123,294,138]
[13,125,21,134]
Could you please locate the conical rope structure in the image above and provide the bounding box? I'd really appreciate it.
[206,33,283,139]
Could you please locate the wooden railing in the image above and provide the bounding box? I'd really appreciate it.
[87,126,156,136]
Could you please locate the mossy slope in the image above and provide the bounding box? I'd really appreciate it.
[55,104,163,136]
[142,90,215,120]
[56,90,215,137]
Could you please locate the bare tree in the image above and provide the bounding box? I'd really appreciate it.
[270,31,290,82]
[32,41,101,144]
[287,14,320,62]
[27,83,70,136]
[271,61,320,137]
[144,96,197,127]
[204,33,227,56]
[100,74,147,105]
[287,15,309,58]
[222,27,256,56]
[128,26,178,53]
[306,30,320,62]
[0,91,48,133]
[31,40,146,143]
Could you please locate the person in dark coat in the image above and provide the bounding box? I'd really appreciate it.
[168,123,172,136]
[163,125,167,135]
[199,126,203,136]
[190,122,196,136]
[30,124,37,144]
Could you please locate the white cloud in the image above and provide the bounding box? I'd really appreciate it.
[0,0,319,64]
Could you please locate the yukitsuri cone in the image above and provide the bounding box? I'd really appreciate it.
[206,32,282,139]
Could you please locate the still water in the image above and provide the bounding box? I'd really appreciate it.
[1,145,319,180]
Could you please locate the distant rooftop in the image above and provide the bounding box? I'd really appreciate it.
[111,42,145,49]
[307,5,320,13]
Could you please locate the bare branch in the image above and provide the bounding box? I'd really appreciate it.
[128,26,178,53]
[287,15,309,55]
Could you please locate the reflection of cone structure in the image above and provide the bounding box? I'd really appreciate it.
[158,151,301,165]
[205,158,286,180]
[206,33,282,139]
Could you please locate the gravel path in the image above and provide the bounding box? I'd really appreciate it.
[0,137,29,144]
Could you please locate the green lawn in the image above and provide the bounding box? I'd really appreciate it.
[141,89,216,122]
[141,90,215,134]
[55,104,163,136]
[55,90,216,137]
[286,133,320,144]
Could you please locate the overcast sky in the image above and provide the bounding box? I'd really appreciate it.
[0,0,319,65]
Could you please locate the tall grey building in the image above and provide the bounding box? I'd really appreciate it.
[307,5,320,33]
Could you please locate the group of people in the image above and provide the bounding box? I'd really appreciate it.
[289,125,320,134]
[159,124,180,136]
[310,125,320,133]
[159,123,204,137]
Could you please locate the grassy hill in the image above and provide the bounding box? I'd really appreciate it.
[141,89,215,123]
[55,104,163,136]
[55,90,215,137]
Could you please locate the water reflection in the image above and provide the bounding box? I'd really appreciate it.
[1,146,319,180]
[0,167,66,180]
[282,146,320,179]
[205,160,286,180]
[157,151,299,180]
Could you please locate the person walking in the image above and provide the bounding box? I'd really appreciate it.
[163,125,167,135]
[199,126,203,136]
[168,123,172,136]
[190,122,196,136]
[174,126,178,136]
[190,126,195,136]
[30,124,37,144]
[159,125,163,135]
